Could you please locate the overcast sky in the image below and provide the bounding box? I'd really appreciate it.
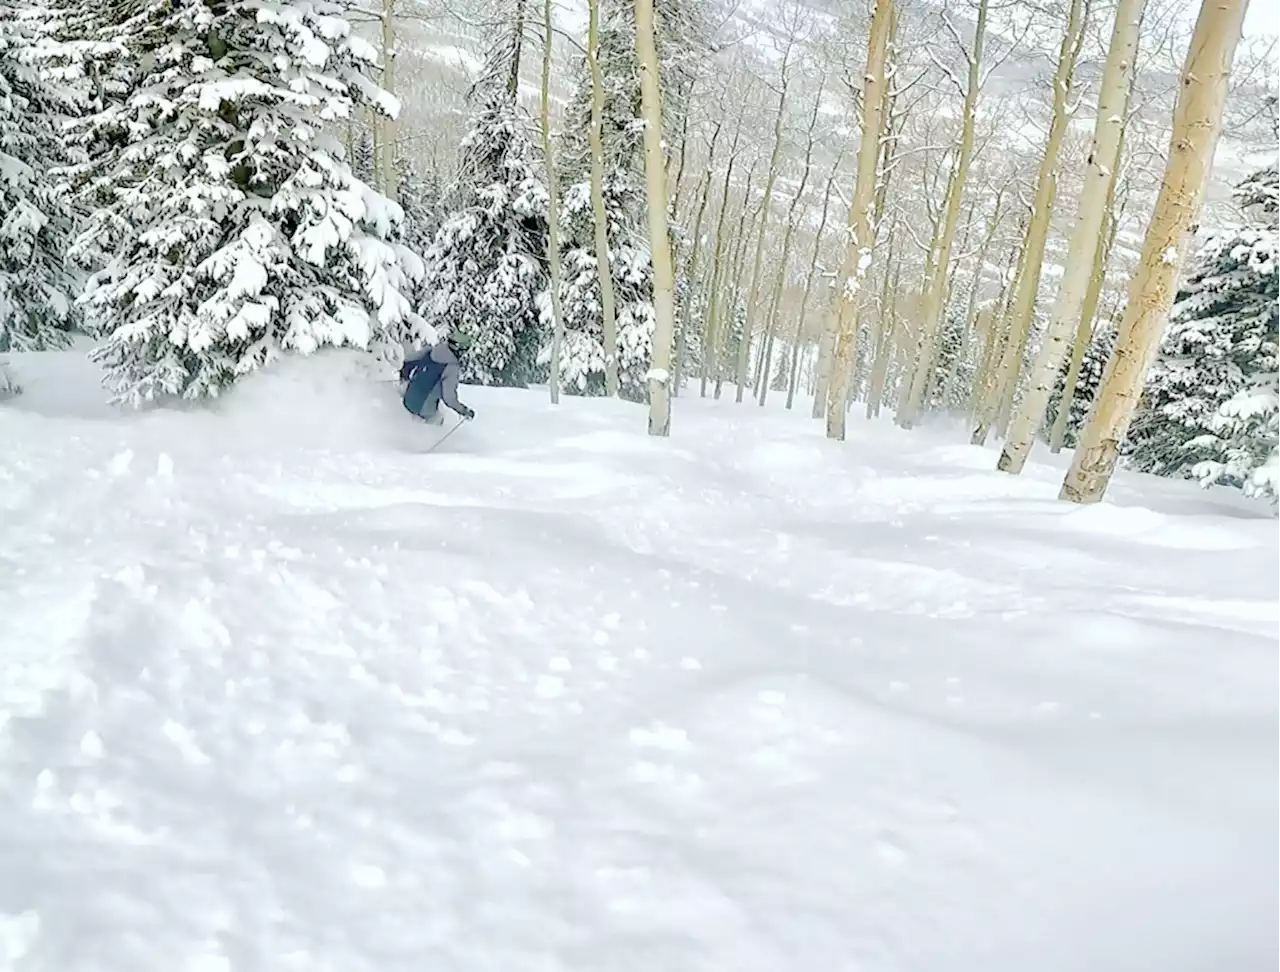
[1242,0,1276,38]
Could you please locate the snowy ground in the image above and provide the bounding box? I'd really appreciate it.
[1,349,1276,972]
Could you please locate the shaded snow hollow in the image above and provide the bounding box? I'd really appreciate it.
[0,349,1276,972]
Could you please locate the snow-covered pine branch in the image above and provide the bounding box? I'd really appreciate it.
[62,0,425,404]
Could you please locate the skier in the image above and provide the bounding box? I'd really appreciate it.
[401,332,477,425]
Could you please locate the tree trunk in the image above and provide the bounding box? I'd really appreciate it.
[674,116,724,396]
[735,47,795,403]
[896,0,989,427]
[587,0,619,396]
[787,146,846,411]
[1050,194,1120,451]
[718,165,762,398]
[699,113,749,398]
[998,0,1140,472]
[825,0,894,440]
[669,78,696,228]
[866,233,901,417]
[377,0,398,196]
[982,0,1090,444]
[970,229,1028,439]
[636,0,676,435]
[1061,0,1247,504]
[540,0,566,403]
[760,82,824,408]
[942,188,1006,410]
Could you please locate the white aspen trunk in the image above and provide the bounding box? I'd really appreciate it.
[813,82,898,424]
[587,0,620,396]
[970,239,1027,443]
[735,48,794,403]
[760,84,824,408]
[636,0,676,436]
[942,191,1005,410]
[998,0,1142,472]
[825,0,894,440]
[1061,0,1247,504]
[674,118,724,396]
[810,320,837,418]
[718,166,763,398]
[699,115,748,397]
[897,0,989,427]
[378,0,398,197]
[540,0,566,403]
[981,0,1089,443]
[1050,195,1120,451]
[787,146,845,411]
[866,233,901,417]
[669,82,695,228]
[894,204,943,418]
[842,4,900,415]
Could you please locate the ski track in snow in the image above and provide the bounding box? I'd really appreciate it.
[0,350,1276,972]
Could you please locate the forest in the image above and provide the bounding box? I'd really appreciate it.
[1,0,1276,505]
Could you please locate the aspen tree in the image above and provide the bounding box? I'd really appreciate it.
[980,0,1090,443]
[865,228,901,416]
[896,0,990,427]
[636,0,677,436]
[378,0,399,197]
[758,85,823,408]
[717,160,763,398]
[970,226,1028,439]
[825,0,894,440]
[541,0,566,403]
[787,144,848,410]
[673,116,723,395]
[587,0,619,396]
[696,92,752,396]
[998,0,1143,472]
[735,37,798,403]
[1061,0,1249,504]
[704,149,757,396]
[1050,188,1121,451]
[942,180,1010,409]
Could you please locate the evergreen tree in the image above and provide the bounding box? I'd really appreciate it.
[1126,165,1278,495]
[352,127,376,186]
[1184,165,1279,502]
[1046,322,1116,449]
[0,2,79,352]
[420,1,549,387]
[394,155,440,263]
[65,0,423,404]
[551,0,706,400]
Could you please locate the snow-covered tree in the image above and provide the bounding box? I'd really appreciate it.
[1046,322,1116,449]
[64,0,423,404]
[352,126,376,185]
[420,0,549,387]
[1152,163,1280,496]
[550,0,706,400]
[395,157,440,259]
[0,3,79,352]
[1126,164,1278,498]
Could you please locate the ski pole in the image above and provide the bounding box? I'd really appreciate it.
[423,414,468,454]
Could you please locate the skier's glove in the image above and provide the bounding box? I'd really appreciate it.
[459,406,476,421]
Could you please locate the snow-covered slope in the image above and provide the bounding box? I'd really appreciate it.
[1,350,1276,972]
